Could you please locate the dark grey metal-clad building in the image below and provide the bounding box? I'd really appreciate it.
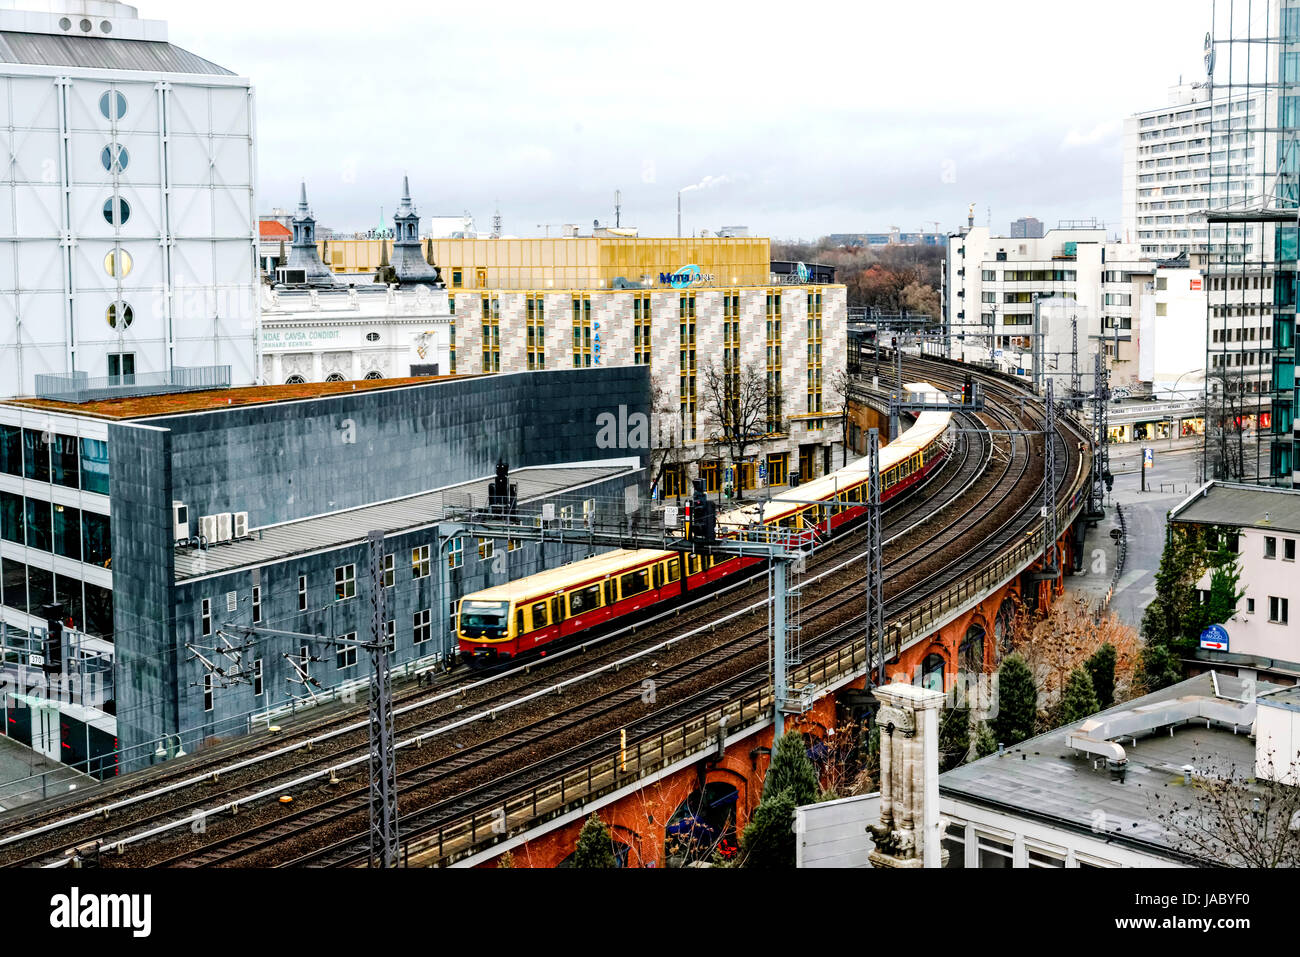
[1,367,649,773]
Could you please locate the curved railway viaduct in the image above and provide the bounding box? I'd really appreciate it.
[418,356,1094,868]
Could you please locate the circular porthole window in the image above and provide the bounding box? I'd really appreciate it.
[104,249,132,278]
[364,371,384,379]
[100,20,112,34]
[99,91,127,122]
[324,373,345,382]
[80,18,92,32]
[103,197,130,226]
[101,144,128,173]
[285,375,306,385]
[106,301,133,329]
[365,332,380,342]
[59,17,71,30]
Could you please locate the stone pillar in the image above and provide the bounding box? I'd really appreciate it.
[867,682,947,868]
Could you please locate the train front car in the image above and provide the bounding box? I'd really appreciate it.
[456,383,954,662]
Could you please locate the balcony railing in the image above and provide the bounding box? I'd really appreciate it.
[34,366,231,404]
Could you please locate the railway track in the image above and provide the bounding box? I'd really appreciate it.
[0,364,991,867]
[1,358,1088,867]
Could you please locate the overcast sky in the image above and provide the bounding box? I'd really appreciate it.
[157,0,1214,241]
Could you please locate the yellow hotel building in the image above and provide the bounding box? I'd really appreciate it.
[316,236,773,290]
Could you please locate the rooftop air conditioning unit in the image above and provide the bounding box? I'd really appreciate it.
[199,514,218,544]
[233,512,249,539]
[216,512,233,543]
[172,502,189,542]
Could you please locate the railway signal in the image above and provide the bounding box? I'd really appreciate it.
[40,602,64,676]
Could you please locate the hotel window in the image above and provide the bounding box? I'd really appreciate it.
[572,294,593,367]
[336,633,358,670]
[1266,536,1277,559]
[449,322,456,374]
[335,564,356,601]
[1287,539,1296,561]
[448,537,463,569]
[253,658,263,697]
[481,295,500,372]
[807,304,823,415]
[201,597,211,637]
[766,291,783,432]
[1270,596,1289,624]
[722,291,741,418]
[413,608,431,645]
[298,575,307,611]
[385,619,396,652]
[203,673,213,713]
[452,269,462,288]
[252,585,262,624]
[478,537,494,561]
[382,553,394,588]
[526,294,545,370]
[412,544,431,579]
[633,293,652,365]
[679,293,697,440]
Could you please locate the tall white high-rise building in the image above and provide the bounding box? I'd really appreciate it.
[1122,83,1267,261]
[0,0,257,398]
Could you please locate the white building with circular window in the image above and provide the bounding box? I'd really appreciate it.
[0,0,258,398]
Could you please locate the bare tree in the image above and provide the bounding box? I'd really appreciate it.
[647,372,684,499]
[1204,365,1251,482]
[828,367,855,468]
[700,359,770,495]
[1148,752,1300,867]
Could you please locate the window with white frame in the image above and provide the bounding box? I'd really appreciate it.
[335,564,356,601]
[252,585,262,624]
[478,537,494,561]
[412,544,431,578]
[336,633,357,670]
[253,658,264,697]
[298,575,307,611]
[976,832,1013,869]
[383,553,395,587]
[448,538,463,569]
[201,598,211,637]
[203,673,213,712]
[413,609,431,644]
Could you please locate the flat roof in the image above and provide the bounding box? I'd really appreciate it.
[2,375,467,422]
[173,463,639,582]
[1170,481,1300,535]
[939,672,1278,862]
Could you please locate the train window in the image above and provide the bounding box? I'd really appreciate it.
[621,568,651,597]
[604,580,616,605]
[551,596,564,623]
[688,555,702,575]
[654,564,665,589]
[531,601,548,628]
[515,609,524,635]
[850,485,862,503]
[667,558,681,582]
[570,584,602,614]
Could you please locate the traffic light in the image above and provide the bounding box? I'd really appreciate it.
[487,459,517,517]
[41,602,64,675]
[723,483,733,500]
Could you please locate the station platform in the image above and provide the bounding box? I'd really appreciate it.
[0,734,92,813]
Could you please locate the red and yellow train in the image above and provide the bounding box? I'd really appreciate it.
[457,385,954,661]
